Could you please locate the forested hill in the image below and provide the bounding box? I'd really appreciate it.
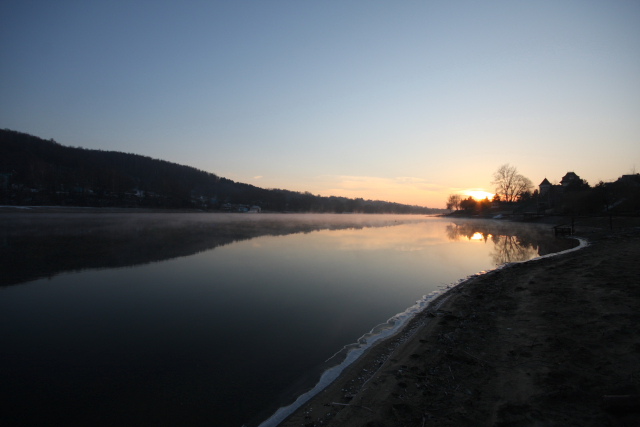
[0,129,439,214]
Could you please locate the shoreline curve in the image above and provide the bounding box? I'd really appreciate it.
[258,237,587,426]
[275,228,640,426]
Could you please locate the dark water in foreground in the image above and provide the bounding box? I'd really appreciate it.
[0,213,576,426]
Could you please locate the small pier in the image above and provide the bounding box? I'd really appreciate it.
[553,224,573,236]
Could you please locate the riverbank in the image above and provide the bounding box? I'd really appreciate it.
[279,225,640,426]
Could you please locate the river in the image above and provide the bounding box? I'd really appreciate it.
[0,213,576,426]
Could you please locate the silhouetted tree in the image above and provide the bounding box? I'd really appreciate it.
[459,196,477,212]
[446,194,462,211]
[476,197,492,213]
[492,164,533,203]
[517,189,533,202]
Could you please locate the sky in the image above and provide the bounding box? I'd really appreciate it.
[1,1,639,208]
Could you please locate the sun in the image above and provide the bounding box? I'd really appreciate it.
[464,190,495,201]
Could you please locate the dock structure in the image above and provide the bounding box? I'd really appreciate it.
[553,224,573,236]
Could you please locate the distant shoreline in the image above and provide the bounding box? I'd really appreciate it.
[0,205,213,214]
[0,205,441,215]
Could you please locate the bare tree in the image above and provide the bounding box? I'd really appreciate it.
[492,164,533,203]
[446,193,462,210]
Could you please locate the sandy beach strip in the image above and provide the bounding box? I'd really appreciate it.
[278,226,640,426]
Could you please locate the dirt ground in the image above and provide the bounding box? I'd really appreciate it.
[280,225,640,427]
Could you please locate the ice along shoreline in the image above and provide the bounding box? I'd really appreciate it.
[256,236,587,427]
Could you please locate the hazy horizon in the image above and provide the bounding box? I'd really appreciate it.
[2,1,639,208]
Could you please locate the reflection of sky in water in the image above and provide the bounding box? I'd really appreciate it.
[0,217,574,427]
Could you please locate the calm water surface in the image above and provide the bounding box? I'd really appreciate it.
[0,213,575,426]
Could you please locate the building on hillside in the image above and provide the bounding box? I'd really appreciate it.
[560,172,582,187]
[538,178,560,211]
[539,178,552,196]
[616,174,640,186]
[538,172,585,212]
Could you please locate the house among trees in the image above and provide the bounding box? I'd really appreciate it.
[458,163,638,216]
[560,172,581,187]
[617,174,640,186]
[538,172,587,212]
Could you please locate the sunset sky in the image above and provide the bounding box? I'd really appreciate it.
[1,1,639,208]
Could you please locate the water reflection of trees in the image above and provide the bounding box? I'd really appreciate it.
[445,220,573,265]
[489,234,539,265]
[0,213,425,287]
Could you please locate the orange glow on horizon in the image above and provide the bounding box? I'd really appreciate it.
[464,190,495,201]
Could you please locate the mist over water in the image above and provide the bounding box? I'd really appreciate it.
[0,214,576,426]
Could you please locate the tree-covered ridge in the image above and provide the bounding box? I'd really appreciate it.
[0,129,439,214]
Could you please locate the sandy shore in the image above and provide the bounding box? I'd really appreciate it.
[279,225,640,426]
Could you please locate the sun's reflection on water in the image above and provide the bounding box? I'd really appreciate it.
[444,220,573,265]
[470,232,485,241]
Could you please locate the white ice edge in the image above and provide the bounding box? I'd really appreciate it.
[256,236,588,427]
[255,288,449,427]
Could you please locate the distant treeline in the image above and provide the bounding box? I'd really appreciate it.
[0,129,439,214]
